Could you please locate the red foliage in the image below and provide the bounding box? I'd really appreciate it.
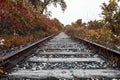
[0,0,6,8]
[0,0,62,35]
[0,12,8,19]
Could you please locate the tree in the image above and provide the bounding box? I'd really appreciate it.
[101,0,120,35]
[76,19,82,26]
[87,20,103,30]
[29,0,67,14]
[53,18,64,31]
[28,0,42,11]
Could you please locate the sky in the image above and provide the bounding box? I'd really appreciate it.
[48,0,109,25]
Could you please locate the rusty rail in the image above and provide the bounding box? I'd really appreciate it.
[0,34,56,74]
[74,37,120,67]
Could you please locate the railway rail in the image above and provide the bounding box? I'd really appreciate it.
[74,36,120,66]
[0,32,120,80]
[0,34,56,74]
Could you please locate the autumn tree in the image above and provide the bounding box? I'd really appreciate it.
[87,20,104,30]
[0,0,62,35]
[53,18,64,31]
[76,19,82,26]
[101,0,120,35]
[29,0,67,14]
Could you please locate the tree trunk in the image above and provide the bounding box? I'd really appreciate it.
[40,0,50,14]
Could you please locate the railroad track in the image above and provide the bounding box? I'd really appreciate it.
[1,32,120,80]
[0,34,55,74]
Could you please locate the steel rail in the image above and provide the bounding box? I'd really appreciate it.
[0,34,56,74]
[74,36,120,67]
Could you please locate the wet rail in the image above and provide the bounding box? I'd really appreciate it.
[0,32,120,80]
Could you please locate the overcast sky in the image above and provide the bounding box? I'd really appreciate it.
[48,0,109,25]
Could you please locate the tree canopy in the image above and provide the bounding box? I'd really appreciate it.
[101,0,120,35]
[29,0,67,14]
